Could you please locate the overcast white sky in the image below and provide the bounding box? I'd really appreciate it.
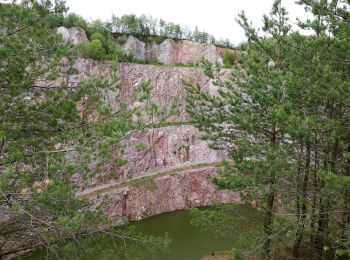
[65,0,311,45]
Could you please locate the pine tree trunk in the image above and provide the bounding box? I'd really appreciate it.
[263,128,277,259]
[314,199,329,260]
[339,155,350,257]
[310,134,319,248]
[263,185,275,260]
[314,139,337,259]
[292,141,311,259]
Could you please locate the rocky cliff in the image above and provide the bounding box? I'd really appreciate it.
[56,26,233,65]
[90,166,240,222]
[1,27,240,260]
[55,28,239,221]
[68,60,229,186]
[122,35,225,65]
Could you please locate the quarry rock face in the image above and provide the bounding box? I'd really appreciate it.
[56,27,228,65]
[122,35,146,60]
[56,26,88,45]
[122,35,224,65]
[121,126,226,179]
[60,58,238,221]
[95,167,240,222]
[1,29,239,258]
[52,27,237,219]
[69,60,230,121]
[67,60,230,184]
[117,62,230,121]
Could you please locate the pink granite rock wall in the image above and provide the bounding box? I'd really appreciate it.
[92,167,240,222]
[67,60,229,186]
[122,35,224,65]
[54,27,239,221]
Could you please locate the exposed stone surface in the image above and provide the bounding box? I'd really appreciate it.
[122,35,224,65]
[117,62,230,121]
[121,126,226,179]
[57,59,230,122]
[63,60,230,188]
[68,60,238,222]
[56,26,88,45]
[201,251,234,260]
[4,30,240,258]
[122,35,146,60]
[94,167,240,222]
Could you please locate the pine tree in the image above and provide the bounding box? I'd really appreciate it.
[187,1,293,258]
[0,0,172,257]
[186,0,350,258]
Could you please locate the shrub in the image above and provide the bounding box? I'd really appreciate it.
[90,32,106,45]
[116,35,128,45]
[77,39,105,60]
[63,13,87,30]
[152,35,167,44]
[222,49,236,68]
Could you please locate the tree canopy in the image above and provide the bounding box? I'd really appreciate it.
[186,0,350,258]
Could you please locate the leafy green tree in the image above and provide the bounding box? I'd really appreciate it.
[293,1,350,258]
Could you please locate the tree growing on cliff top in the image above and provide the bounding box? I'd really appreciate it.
[0,0,172,258]
[186,0,350,259]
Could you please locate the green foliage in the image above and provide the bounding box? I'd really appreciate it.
[136,142,147,151]
[189,204,263,258]
[222,49,236,68]
[111,14,233,47]
[0,1,176,257]
[152,35,168,44]
[78,39,105,59]
[63,13,87,30]
[77,35,134,61]
[186,0,350,258]
[74,18,137,61]
[28,225,171,259]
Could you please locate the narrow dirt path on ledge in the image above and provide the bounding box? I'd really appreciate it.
[77,161,224,199]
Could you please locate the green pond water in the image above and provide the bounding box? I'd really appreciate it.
[24,205,262,260]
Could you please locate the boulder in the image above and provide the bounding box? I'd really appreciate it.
[56,26,88,45]
[122,35,146,60]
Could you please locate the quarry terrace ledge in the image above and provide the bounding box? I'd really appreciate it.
[81,162,240,222]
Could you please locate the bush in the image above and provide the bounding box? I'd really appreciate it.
[90,32,106,44]
[63,13,87,30]
[116,35,128,45]
[152,35,167,44]
[77,39,105,60]
[222,49,236,68]
[86,20,108,39]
